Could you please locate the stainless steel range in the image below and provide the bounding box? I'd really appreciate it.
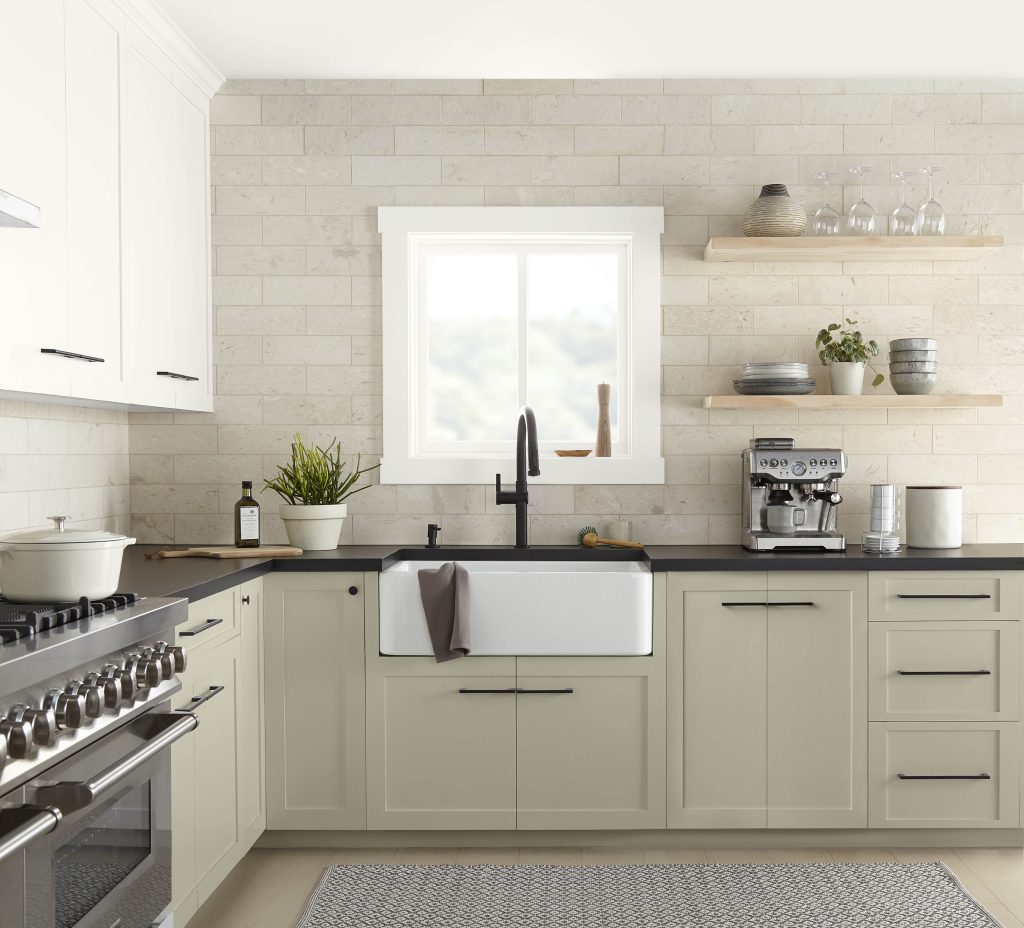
[0,592,192,928]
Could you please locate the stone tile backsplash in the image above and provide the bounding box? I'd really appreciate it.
[129,78,1024,546]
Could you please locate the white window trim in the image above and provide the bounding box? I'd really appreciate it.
[379,206,665,485]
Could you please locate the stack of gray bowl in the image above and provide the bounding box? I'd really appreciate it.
[889,338,938,394]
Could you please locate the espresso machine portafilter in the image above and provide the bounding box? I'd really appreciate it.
[742,437,848,551]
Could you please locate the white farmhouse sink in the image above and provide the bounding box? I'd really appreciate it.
[379,560,653,656]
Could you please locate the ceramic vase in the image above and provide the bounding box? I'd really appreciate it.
[741,184,807,237]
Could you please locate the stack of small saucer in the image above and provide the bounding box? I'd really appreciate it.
[862,484,901,553]
[733,362,816,396]
[890,338,938,395]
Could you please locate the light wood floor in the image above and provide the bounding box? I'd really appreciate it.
[190,846,1024,928]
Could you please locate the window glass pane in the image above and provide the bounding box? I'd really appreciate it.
[526,252,620,443]
[423,252,519,444]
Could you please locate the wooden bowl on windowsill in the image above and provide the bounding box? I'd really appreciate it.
[554,449,592,457]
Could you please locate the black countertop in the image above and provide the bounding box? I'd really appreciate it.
[122,543,1024,602]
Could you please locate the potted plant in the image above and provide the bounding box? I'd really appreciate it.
[815,319,884,396]
[264,434,380,551]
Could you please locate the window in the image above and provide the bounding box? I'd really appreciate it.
[379,207,664,484]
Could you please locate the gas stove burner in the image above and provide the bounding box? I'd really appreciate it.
[0,593,141,642]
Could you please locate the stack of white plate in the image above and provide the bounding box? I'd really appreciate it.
[862,530,901,553]
[733,362,816,396]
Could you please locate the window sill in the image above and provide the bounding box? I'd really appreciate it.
[380,456,665,485]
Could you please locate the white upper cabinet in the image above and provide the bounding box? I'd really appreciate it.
[65,0,126,401]
[0,0,218,410]
[0,0,70,397]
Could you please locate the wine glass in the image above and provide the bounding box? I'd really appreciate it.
[847,166,877,235]
[915,166,945,235]
[811,172,841,236]
[890,171,917,236]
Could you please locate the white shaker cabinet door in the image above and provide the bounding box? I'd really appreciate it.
[0,0,70,397]
[64,0,126,402]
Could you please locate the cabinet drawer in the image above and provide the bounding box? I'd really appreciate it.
[868,723,1020,828]
[869,622,1020,722]
[868,572,1020,621]
[177,587,237,651]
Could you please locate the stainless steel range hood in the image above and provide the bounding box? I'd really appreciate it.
[0,188,41,228]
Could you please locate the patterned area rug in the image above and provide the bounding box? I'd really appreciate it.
[296,862,1003,927]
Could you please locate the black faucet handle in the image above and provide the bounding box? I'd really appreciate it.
[495,473,517,505]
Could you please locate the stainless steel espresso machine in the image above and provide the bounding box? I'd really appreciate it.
[742,437,848,551]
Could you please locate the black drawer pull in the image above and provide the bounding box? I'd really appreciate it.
[721,601,815,608]
[179,618,223,637]
[241,595,250,605]
[156,370,200,382]
[896,594,992,600]
[897,773,991,781]
[458,688,517,695]
[897,669,992,676]
[348,586,359,595]
[41,348,104,363]
[184,685,225,711]
[516,688,574,695]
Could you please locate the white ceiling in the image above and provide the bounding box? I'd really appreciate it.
[156,0,1024,81]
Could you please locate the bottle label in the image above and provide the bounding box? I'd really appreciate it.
[238,506,259,540]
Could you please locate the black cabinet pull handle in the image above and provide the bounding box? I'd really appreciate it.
[722,602,768,607]
[897,669,992,676]
[515,688,574,694]
[721,601,815,608]
[458,688,517,695]
[184,685,225,711]
[348,586,359,595]
[897,773,991,780]
[156,370,200,382]
[41,348,104,363]
[896,593,991,600]
[241,595,250,605]
[179,618,223,637]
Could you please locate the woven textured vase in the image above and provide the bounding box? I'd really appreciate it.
[741,183,807,237]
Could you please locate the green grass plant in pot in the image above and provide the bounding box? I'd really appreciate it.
[816,319,884,396]
[265,434,380,550]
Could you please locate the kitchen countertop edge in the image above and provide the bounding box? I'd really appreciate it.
[122,543,1024,602]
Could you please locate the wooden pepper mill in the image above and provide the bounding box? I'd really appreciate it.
[595,382,612,457]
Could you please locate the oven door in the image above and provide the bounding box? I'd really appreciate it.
[12,704,197,928]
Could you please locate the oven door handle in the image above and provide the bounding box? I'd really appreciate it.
[0,806,62,863]
[33,712,198,815]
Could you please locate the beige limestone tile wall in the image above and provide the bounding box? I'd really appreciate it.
[131,78,1024,545]
[0,400,130,534]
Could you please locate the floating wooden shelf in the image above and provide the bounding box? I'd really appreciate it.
[703,235,1004,262]
[703,394,1004,410]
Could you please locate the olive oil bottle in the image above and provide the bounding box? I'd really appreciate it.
[234,481,260,547]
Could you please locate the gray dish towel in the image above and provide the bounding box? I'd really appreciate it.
[417,562,471,662]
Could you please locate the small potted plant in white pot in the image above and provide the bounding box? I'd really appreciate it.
[816,319,884,396]
[265,434,380,551]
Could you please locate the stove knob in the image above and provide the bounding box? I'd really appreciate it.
[155,641,187,674]
[125,654,162,690]
[43,689,87,730]
[6,705,54,746]
[106,663,137,702]
[0,732,6,771]
[85,671,123,710]
[64,681,103,719]
[0,717,33,759]
[144,647,175,681]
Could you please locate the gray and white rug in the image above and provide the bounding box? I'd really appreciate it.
[296,862,1002,927]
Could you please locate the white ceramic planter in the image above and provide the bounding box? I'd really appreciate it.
[279,503,346,551]
[0,517,135,601]
[828,361,866,396]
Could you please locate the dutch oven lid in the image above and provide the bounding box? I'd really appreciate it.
[0,516,131,545]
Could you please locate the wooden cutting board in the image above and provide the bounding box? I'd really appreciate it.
[146,545,303,559]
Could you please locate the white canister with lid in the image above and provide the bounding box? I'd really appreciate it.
[905,486,963,549]
[0,516,135,601]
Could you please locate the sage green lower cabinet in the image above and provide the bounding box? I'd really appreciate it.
[667,572,867,829]
[264,573,367,830]
[365,661,517,830]
[516,656,666,830]
[869,722,1020,828]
